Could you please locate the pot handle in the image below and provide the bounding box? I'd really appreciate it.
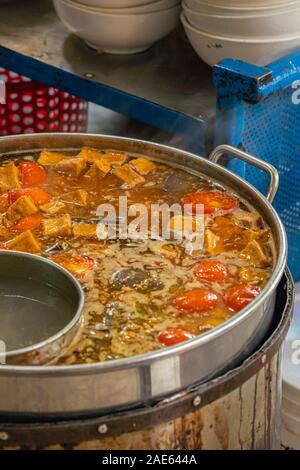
[208,144,279,204]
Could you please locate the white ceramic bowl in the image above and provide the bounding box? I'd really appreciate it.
[194,0,296,8]
[181,12,300,66]
[184,0,299,13]
[183,3,300,37]
[72,0,179,13]
[54,0,181,54]
[70,0,154,7]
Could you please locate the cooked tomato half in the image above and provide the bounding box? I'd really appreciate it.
[11,214,42,233]
[172,289,220,313]
[181,190,238,215]
[157,327,195,346]
[52,254,96,281]
[194,260,229,283]
[8,188,51,206]
[225,284,261,312]
[19,162,47,187]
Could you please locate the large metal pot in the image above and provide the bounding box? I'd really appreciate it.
[0,269,294,450]
[0,134,287,417]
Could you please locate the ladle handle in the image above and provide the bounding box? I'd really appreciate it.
[209,144,279,204]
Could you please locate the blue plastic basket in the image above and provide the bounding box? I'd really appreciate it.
[213,53,300,281]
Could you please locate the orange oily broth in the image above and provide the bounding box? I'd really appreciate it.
[0,149,274,364]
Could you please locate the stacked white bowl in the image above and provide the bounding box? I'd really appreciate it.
[53,0,181,54]
[181,0,300,66]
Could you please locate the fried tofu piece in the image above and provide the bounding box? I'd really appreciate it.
[37,151,66,166]
[6,230,41,253]
[84,159,111,179]
[130,158,156,175]
[233,210,263,229]
[55,157,87,177]
[0,225,9,237]
[102,151,127,168]
[112,164,145,188]
[169,215,203,234]
[73,222,97,239]
[40,199,66,215]
[0,162,21,193]
[3,195,38,227]
[61,189,88,206]
[239,267,269,286]
[42,214,72,238]
[204,228,220,254]
[77,147,102,164]
[239,240,269,267]
[248,228,270,244]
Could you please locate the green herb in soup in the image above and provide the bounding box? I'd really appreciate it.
[0,147,274,365]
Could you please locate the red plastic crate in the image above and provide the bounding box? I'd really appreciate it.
[0,68,88,135]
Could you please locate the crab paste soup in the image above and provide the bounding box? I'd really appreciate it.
[0,147,274,364]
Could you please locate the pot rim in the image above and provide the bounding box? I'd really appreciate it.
[0,133,288,376]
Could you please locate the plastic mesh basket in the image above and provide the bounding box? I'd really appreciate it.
[239,87,300,280]
[0,68,88,135]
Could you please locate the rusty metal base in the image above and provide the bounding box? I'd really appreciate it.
[0,270,294,450]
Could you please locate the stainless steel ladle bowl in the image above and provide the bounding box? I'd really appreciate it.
[0,250,84,365]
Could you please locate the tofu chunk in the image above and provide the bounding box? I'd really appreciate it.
[3,195,38,227]
[6,230,41,253]
[112,164,145,188]
[239,240,269,267]
[55,157,87,177]
[130,158,156,175]
[205,229,220,255]
[40,199,66,215]
[0,162,21,193]
[37,151,66,166]
[61,189,88,206]
[0,225,9,237]
[77,147,102,164]
[73,222,97,238]
[102,151,127,168]
[169,215,200,233]
[248,228,270,244]
[42,214,72,238]
[239,267,269,286]
[233,210,263,229]
[84,159,111,179]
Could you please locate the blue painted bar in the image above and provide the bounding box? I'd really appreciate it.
[0,45,206,154]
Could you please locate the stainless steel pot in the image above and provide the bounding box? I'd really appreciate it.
[0,134,287,417]
[0,269,294,450]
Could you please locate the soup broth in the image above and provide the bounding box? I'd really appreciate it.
[0,148,274,364]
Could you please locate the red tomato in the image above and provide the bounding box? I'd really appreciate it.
[5,188,51,206]
[225,284,261,312]
[24,188,51,205]
[11,214,42,233]
[6,190,23,204]
[194,260,229,283]
[19,162,47,187]
[157,328,195,346]
[172,289,220,313]
[181,190,238,215]
[52,254,96,281]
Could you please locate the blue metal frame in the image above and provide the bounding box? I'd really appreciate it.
[1,36,300,278]
[213,51,300,280]
[0,45,207,154]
